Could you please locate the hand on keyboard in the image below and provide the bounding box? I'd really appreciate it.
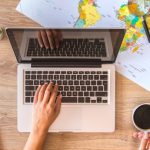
[32,82,62,135]
[37,29,62,49]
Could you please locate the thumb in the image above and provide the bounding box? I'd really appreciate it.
[139,133,149,150]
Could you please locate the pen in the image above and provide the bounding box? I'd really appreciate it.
[143,15,150,43]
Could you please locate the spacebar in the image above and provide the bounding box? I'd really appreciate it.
[62,97,77,103]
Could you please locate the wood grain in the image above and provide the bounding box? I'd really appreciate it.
[0,1,150,150]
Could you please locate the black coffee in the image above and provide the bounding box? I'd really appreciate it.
[133,104,150,130]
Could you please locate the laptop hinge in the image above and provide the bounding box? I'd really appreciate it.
[31,58,102,68]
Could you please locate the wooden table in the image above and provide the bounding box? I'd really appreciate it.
[0,1,150,150]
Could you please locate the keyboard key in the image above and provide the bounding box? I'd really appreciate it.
[78,97,84,103]
[97,81,102,85]
[103,71,108,74]
[96,92,108,96]
[98,86,103,91]
[78,92,83,96]
[43,71,48,74]
[25,71,30,74]
[74,81,79,85]
[67,92,71,96]
[62,97,77,103]
[93,86,97,91]
[25,86,34,91]
[31,97,34,103]
[49,71,54,74]
[90,92,94,96]
[34,80,39,85]
[76,86,80,91]
[55,71,60,74]
[83,75,87,80]
[58,86,63,91]
[56,80,61,85]
[71,75,76,80]
[85,97,90,103]
[37,75,42,79]
[84,92,89,96]
[61,91,66,96]
[60,75,65,80]
[91,81,96,85]
[97,97,102,103]
[91,100,96,103]
[26,91,32,96]
[86,81,90,85]
[88,75,93,80]
[25,80,33,85]
[63,81,67,85]
[61,71,66,74]
[100,75,108,80]
[87,86,92,91]
[73,92,77,96]
[103,100,108,103]
[31,75,36,79]
[94,75,99,80]
[80,81,84,85]
[64,86,69,91]
[73,71,78,74]
[81,86,86,91]
[77,75,82,80]
[25,97,30,103]
[25,75,30,79]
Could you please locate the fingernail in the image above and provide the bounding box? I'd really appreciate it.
[40,45,43,48]
[60,94,62,98]
[143,133,149,139]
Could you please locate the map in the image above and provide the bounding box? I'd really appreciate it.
[75,0,101,27]
[16,0,150,91]
[16,0,125,28]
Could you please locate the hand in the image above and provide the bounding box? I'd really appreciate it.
[32,82,62,135]
[133,132,150,150]
[37,29,62,49]
[24,82,62,150]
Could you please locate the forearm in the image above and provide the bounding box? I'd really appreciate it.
[23,131,47,150]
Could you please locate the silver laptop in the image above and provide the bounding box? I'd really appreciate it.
[6,28,125,132]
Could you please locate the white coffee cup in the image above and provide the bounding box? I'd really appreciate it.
[132,103,150,132]
[132,103,150,150]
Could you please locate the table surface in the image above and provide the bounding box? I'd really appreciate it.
[0,1,150,150]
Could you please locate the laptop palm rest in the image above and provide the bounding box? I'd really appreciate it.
[49,107,82,132]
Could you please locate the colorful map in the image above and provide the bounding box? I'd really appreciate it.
[117,4,145,53]
[75,0,101,27]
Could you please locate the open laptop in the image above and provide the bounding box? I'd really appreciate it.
[6,28,125,132]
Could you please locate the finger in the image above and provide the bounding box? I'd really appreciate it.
[38,83,48,102]
[139,133,149,150]
[41,30,50,49]
[37,31,44,48]
[146,140,150,149]
[46,30,54,49]
[54,94,62,116]
[42,82,53,105]
[34,85,42,105]
[133,132,138,138]
[52,30,60,48]
[49,84,58,107]
[138,132,145,140]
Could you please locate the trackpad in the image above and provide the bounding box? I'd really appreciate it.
[50,107,82,131]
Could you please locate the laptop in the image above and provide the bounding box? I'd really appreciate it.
[6,28,125,132]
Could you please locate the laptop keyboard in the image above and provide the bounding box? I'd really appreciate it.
[24,70,109,104]
[27,38,107,57]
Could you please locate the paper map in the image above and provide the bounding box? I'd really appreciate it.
[16,0,150,91]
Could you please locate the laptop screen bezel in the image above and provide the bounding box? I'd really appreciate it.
[6,28,126,64]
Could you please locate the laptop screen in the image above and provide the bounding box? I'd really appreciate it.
[6,28,125,63]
